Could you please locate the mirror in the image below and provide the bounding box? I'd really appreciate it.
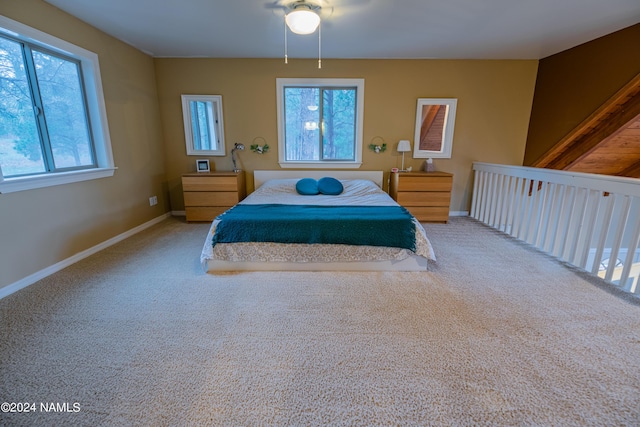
[181,94,225,156]
[413,98,457,158]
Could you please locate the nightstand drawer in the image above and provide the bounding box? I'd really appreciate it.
[397,191,451,207]
[182,176,240,192]
[185,206,230,222]
[405,206,450,222]
[184,191,241,206]
[396,176,452,192]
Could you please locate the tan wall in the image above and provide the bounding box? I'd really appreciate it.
[0,0,167,290]
[524,23,640,165]
[156,58,538,214]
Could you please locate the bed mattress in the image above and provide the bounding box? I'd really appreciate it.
[200,178,436,271]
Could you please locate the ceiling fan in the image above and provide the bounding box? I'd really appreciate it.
[266,0,370,30]
[266,0,329,33]
[265,0,369,67]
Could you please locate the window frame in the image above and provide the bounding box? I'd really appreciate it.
[276,78,364,169]
[0,16,115,194]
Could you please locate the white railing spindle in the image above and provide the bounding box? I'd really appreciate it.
[605,196,631,283]
[591,195,615,275]
[470,169,480,219]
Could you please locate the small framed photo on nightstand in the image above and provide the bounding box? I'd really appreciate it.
[196,159,210,173]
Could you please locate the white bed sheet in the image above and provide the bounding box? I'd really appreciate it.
[200,178,436,270]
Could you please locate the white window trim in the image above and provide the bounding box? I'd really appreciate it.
[276,78,364,169]
[0,16,115,194]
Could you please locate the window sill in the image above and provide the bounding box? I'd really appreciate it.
[278,162,362,169]
[0,167,117,194]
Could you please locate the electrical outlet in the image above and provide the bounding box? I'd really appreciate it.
[149,196,157,206]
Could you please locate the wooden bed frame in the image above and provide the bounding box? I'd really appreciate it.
[203,170,430,272]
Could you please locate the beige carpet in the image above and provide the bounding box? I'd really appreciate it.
[1,217,639,426]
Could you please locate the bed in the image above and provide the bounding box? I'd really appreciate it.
[200,170,436,272]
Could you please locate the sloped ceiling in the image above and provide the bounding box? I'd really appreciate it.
[533,74,640,178]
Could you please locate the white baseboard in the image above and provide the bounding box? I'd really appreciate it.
[172,210,186,217]
[0,212,172,300]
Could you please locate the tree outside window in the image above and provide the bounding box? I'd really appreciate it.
[0,35,95,178]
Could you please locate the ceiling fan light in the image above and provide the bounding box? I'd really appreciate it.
[286,9,320,35]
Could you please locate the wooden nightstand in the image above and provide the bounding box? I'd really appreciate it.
[181,171,246,222]
[389,171,453,223]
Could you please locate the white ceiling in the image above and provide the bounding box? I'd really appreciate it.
[43,0,640,60]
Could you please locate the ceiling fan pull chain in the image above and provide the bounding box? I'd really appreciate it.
[318,21,322,69]
[284,16,288,64]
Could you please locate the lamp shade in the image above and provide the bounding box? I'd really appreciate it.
[397,140,411,152]
[286,9,321,34]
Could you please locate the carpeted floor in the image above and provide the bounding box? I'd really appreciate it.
[1,217,639,426]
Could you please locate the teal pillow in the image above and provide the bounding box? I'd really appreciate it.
[296,178,319,195]
[318,177,344,195]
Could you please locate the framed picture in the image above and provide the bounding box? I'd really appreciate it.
[182,94,226,156]
[413,98,457,158]
[196,159,210,173]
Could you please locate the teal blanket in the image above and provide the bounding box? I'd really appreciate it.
[212,204,416,251]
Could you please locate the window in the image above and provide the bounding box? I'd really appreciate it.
[0,16,114,193]
[276,78,364,168]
